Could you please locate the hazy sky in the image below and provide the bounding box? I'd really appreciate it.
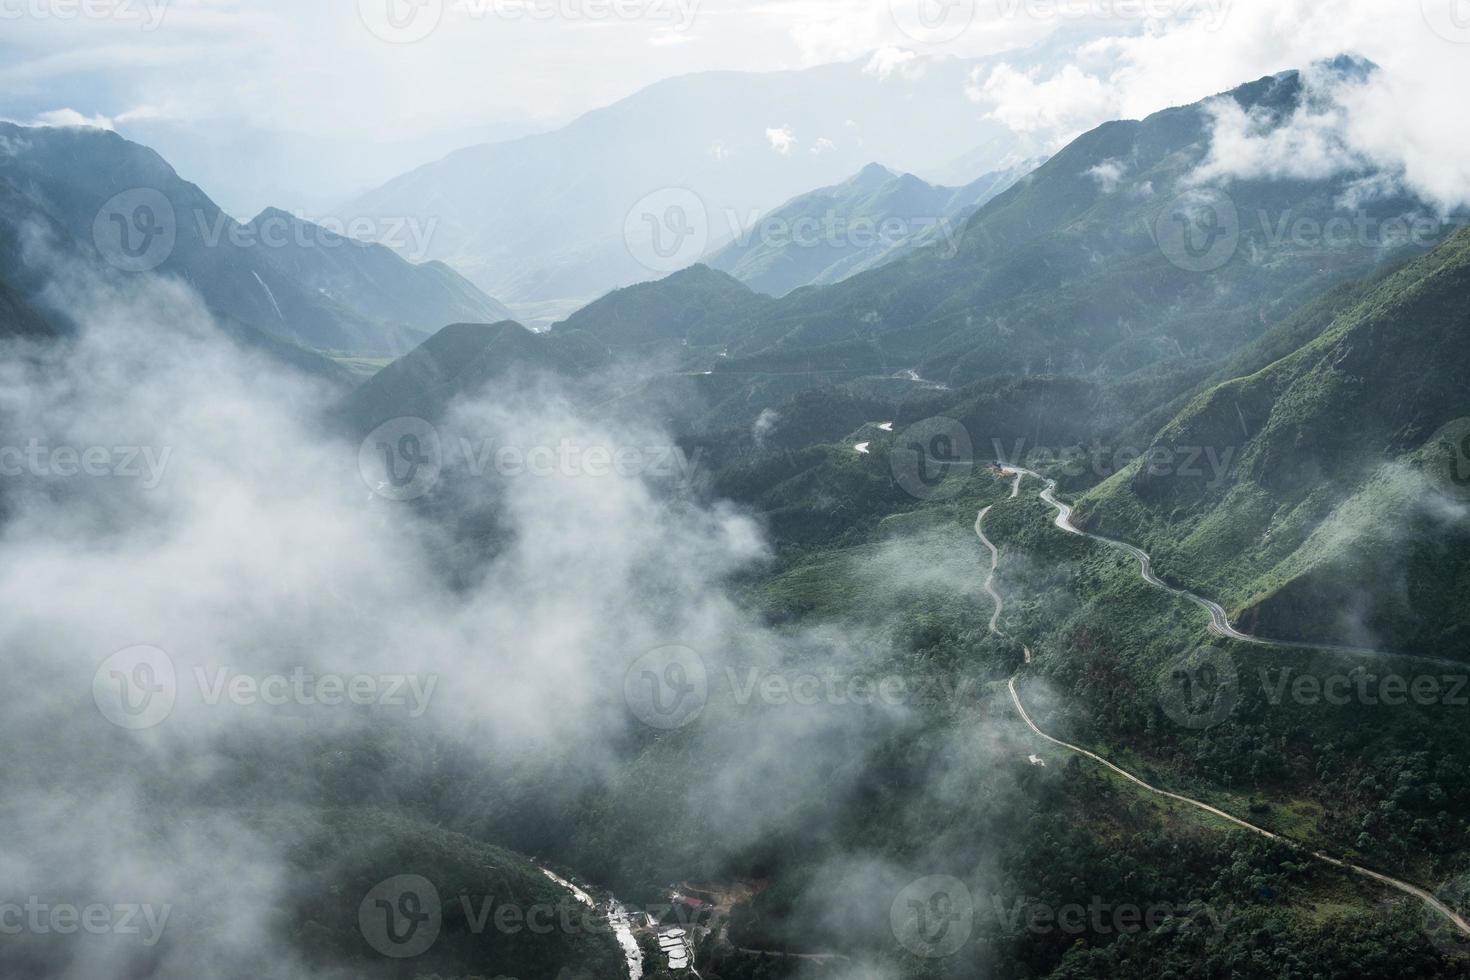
[1,1,1466,215]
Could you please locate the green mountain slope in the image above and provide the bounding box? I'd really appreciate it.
[551,263,768,350]
[0,123,501,356]
[1073,227,1470,657]
[0,170,350,382]
[245,207,514,334]
[286,806,625,979]
[734,66,1439,384]
[341,320,605,430]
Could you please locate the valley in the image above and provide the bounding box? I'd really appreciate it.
[2,9,1470,978]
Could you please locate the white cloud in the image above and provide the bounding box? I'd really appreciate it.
[863,46,920,81]
[27,108,116,130]
[962,2,1470,211]
[1188,74,1371,186]
[648,28,696,46]
[1185,53,1470,212]
[968,62,1119,148]
[1086,158,1127,192]
[810,136,837,155]
[766,125,798,155]
[4,0,1469,219]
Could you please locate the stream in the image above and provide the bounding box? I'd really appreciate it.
[538,867,644,979]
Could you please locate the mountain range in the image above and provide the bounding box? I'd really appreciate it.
[706,158,1046,297]
[340,51,1054,314]
[341,61,1461,443]
[0,122,511,359]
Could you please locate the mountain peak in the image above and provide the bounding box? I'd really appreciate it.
[847,163,897,190]
[248,206,301,226]
[1314,52,1378,82]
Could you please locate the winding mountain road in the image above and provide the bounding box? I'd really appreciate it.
[974,472,1022,634]
[974,471,1470,942]
[1018,467,1466,671]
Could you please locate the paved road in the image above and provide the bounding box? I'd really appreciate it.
[973,483,1470,941]
[1015,467,1466,671]
[974,472,1022,634]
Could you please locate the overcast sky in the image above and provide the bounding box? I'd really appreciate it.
[1,0,1466,215]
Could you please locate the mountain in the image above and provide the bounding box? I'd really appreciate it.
[706,158,1043,297]
[731,65,1443,377]
[555,62,1454,438]
[343,62,1460,444]
[342,52,1043,311]
[0,177,69,338]
[284,807,627,979]
[1073,227,1470,659]
[0,278,51,339]
[341,320,606,431]
[243,207,514,335]
[550,263,769,349]
[0,123,506,356]
[1,161,355,381]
